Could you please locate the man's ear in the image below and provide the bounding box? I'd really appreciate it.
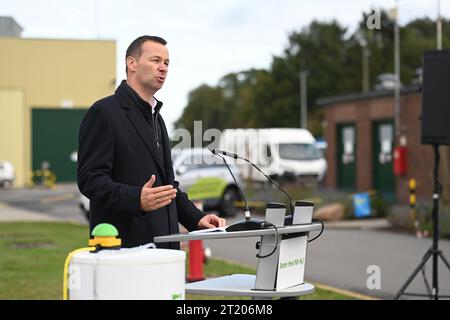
[126,56,136,73]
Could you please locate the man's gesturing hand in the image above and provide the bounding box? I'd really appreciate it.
[140,175,177,211]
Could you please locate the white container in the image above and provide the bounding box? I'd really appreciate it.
[68,247,185,300]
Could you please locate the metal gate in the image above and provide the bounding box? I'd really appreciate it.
[32,108,87,182]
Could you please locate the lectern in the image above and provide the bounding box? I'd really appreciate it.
[154,202,321,299]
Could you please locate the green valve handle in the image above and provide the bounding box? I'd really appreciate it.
[91,223,119,237]
[89,223,121,248]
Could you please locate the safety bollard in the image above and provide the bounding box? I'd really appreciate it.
[187,200,206,282]
[409,178,416,220]
[187,239,205,282]
[409,178,422,237]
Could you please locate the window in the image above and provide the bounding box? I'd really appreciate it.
[278,143,323,161]
[181,154,224,171]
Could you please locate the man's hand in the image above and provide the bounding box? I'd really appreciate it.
[140,175,177,211]
[198,214,226,229]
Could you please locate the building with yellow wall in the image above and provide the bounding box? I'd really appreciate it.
[0,37,116,187]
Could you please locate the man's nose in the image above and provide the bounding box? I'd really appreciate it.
[159,64,168,72]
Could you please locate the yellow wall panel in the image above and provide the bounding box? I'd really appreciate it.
[0,89,26,187]
[0,38,116,108]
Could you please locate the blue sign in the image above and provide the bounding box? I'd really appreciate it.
[353,192,371,218]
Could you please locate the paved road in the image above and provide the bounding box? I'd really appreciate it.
[0,184,86,225]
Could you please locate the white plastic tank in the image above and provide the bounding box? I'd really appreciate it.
[68,247,185,300]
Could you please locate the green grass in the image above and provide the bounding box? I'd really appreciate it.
[0,222,354,300]
[0,222,89,299]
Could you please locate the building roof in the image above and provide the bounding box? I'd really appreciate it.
[0,16,23,37]
[316,84,421,107]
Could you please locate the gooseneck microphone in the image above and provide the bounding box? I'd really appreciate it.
[210,149,250,216]
[212,149,294,214]
[209,149,265,232]
[212,150,239,159]
[214,149,324,242]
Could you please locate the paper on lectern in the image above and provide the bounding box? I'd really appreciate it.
[188,226,227,234]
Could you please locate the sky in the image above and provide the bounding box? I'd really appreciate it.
[0,0,448,134]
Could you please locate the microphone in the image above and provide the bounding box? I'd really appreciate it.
[212,149,238,159]
[212,149,294,214]
[212,148,324,246]
[209,149,265,232]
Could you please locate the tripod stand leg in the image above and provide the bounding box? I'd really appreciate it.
[396,145,449,300]
[420,267,432,296]
[395,249,433,300]
[438,251,450,270]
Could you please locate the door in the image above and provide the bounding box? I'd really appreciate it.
[32,108,87,182]
[373,121,395,197]
[337,124,356,190]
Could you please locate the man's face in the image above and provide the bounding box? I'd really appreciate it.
[130,41,169,93]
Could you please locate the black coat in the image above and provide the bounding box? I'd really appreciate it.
[77,81,204,249]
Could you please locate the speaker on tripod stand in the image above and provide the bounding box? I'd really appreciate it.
[395,49,450,300]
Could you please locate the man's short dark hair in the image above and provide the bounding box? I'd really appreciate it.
[125,35,167,74]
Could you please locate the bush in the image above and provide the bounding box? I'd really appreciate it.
[370,193,390,218]
[388,201,450,239]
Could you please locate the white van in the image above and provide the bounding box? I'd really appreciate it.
[217,128,327,183]
[172,148,243,217]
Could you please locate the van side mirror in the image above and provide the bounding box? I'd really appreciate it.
[265,144,273,164]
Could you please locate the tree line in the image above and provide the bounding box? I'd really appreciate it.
[174,9,450,137]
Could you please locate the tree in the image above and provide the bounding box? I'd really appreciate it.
[174,84,226,133]
[270,20,351,132]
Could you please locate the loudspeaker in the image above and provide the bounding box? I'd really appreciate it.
[421,49,450,145]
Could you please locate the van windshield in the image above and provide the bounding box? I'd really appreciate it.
[278,143,323,161]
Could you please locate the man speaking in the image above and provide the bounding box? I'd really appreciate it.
[77,35,225,249]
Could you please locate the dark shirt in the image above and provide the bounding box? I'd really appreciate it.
[121,80,165,168]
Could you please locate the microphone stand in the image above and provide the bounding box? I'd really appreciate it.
[238,155,294,215]
[395,144,450,299]
[210,150,265,232]
[213,149,294,218]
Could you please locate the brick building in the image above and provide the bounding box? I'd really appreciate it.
[317,85,450,204]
